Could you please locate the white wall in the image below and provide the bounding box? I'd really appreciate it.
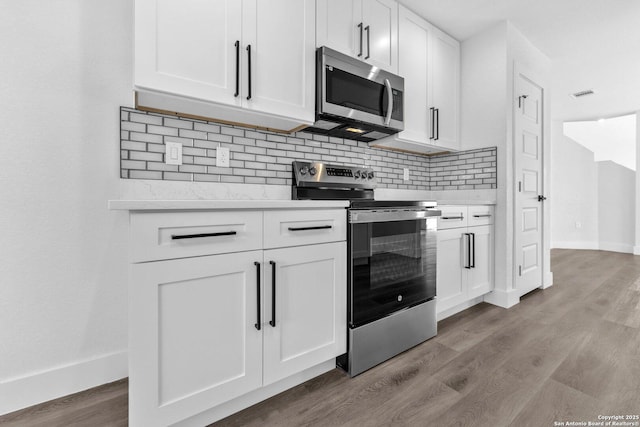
[598,161,635,253]
[550,121,599,249]
[461,21,552,308]
[0,1,132,414]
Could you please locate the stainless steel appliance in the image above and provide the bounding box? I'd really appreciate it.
[303,47,404,142]
[292,161,440,377]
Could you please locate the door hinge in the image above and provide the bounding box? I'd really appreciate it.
[518,181,522,192]
[519,265,522,276]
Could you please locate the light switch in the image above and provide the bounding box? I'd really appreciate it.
[165,141,182,165]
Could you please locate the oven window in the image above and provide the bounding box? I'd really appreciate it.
[350,219,435,327]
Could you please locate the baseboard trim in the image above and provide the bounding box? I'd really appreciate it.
[437,297,484,321]
[180,360,336,427]
[551,241,599,250]
[634,246,640,256]
[483,288,520,308]
[541,271,554,289]
[0,351,127,416]
[598,242,634,254]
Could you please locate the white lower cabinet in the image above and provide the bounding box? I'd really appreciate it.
[263,243,346,385]
[436,205,494,315]
[127,208,346,426]
[130,251,263,427]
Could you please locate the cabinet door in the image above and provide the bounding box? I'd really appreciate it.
[396,6,430,144]
[316,0,361,57]
[242,0,315,122]
[362,0,398,73]
[129,251,262,427]
[262,242,347,386]
[430,27,460,150]
[467,225,494,299]
[436,228,467,313]
[135,0,243,106]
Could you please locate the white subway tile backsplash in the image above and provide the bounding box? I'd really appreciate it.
[120,107,497,190]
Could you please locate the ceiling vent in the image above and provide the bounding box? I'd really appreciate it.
[570,89,595,98]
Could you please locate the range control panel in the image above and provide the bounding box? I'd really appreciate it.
[292,161,377,189]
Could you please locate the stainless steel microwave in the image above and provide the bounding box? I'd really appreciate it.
[304,46,404,142]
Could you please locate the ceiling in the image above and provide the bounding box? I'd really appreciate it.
[400,0,640,122]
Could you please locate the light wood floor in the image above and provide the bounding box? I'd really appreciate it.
[2,249,639,427]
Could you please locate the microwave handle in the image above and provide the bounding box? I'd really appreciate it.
[384,78,393,126]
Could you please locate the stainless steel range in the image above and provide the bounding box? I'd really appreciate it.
[292,161,440,377]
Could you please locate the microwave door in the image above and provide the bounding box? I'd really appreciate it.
[322,66,387,126]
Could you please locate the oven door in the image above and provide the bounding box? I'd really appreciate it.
[319,47,404,131]
[348,210,438,328]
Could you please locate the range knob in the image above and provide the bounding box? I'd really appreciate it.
[309,167,317,176]
[299,166,308,175]
[367,171,375,179]
[354,170,361,179]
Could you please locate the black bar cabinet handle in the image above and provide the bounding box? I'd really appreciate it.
[435,108,440,140]
[442,216,464,220]
[357,23,363,57]
[171,231,236,240]
[473,214,492,218]
[364,25,370,59]
[254,262,261,330]
[288,225,332,232]
[269,261,276,327]
[234,41,240,97]
[470,233,476,268]
[246,44,252,100]
[464,233,471,269]
[429,107,435,140]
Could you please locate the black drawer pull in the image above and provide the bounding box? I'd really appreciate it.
[441,216,464,220]
[287,225,332,232]
[473,214,492,218]
[171,231,237,240]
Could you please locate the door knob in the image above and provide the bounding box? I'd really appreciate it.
[538,195,547,202]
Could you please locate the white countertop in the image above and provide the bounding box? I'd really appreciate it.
[108,199,350,211]
[109,180,496,211]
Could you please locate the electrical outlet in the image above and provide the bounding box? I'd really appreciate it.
[575,221,582,229]
[165,141,182,165]
[216,146,230,167]
[403,168,410,181]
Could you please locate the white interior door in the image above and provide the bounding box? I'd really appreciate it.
[514,69,544,296]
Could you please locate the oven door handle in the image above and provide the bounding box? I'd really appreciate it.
[350,209,441,224]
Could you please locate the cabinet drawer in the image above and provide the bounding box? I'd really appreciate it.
[467,206,494,227]
[437,206,468,230]
[264,209,346,248]
[130,211,262,262]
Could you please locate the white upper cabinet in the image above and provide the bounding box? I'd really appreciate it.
[395,6,431,145]
[430,26,460,150]
[242,0,316,121]
[135,0,243,106]
[373,5,459,154]
[134,0,315,130]
[317,0,398,73]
